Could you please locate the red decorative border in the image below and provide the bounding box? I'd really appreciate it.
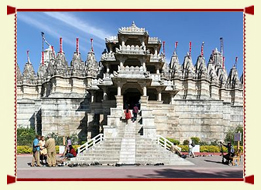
[243,13,246,178]
[7,5,254,185]
[14,13,17,180]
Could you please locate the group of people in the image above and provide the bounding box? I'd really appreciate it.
[31,135,77,167]
[124,104,139,122]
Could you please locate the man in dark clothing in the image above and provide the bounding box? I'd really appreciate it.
[31,135,41,167]
[221,142,235,164]
[132,104,139,122]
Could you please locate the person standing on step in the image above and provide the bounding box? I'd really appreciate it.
[125,104,132,123]
[39,136,47,165]
[31,135,41,167]
[45,134,56,167]
[132,104,139,122]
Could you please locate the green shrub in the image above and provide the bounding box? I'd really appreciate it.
[191,137,200,145]
[17,146,32,154]
[166,138,180,145]
[200,146,220,153]
[179,145,188,152]
[177,145,243,153]
[183,140,189,145]
[199,141,209,146]
[17,127,37,146]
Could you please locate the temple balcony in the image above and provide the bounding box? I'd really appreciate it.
[148,37,161,44]
[150,54,164,62]
[105,36,118,43]
[114,65,149,79]
[150,73,161,82]
[101,52,116,61]
[116,45,149,55]
[118,24,148,35]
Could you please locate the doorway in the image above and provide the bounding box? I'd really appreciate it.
[123,88,141,109]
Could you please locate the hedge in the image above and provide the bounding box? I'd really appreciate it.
[178,145,243,153]
[17,145,81,154]
[17,145,243,154]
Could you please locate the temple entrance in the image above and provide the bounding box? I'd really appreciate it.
[123,88,141,109]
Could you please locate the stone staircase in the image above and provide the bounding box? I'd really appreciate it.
[68,116,192,166]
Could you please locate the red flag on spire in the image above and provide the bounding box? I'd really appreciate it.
[60,37,63,53]
[189,41,192,57]
[91,38,93,52]
[27,50,29,62]
[76,38,79,55]
[175,41,178,53]
[163,41,165,56]
[235,56,238,68]
[201,42,204,56]
[51,46,55,58]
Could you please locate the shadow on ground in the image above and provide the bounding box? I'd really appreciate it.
[127,168,243,178]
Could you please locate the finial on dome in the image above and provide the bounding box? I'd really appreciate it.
[132,21,136,27]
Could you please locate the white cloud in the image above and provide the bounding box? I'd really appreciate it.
[44,12,112,41]
[18,14,93,54]
[18,14,76,47]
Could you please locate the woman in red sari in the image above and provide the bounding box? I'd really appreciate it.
[125,107,132,121]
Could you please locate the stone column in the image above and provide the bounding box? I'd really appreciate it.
[101,87,108,101]
[119,56,126,67]
[117,84,122,96]
[143,86,147,96]
[116,80,125,96]
[139,57,146,72]
[156,65,160,74]
[105,63,110,73]
[157,89,162,101]
[90,91,95,103]
[154,46,158,55]
[121,36,126,47]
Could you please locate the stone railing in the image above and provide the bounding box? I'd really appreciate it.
[150,54,164,62]
[150,74,161,81]
[116,45,147,55]
[148,37,161,44]
[156,135,173,151]
[118,65,145,74]
[77,134,104,154]
[119,26,146,33]
[101,52,116,61]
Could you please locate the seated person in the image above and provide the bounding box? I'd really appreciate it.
[220,142,235,164]
[170,143,182,157]
[65,145,77,158]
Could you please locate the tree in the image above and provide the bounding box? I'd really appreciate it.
[224,125,243,146]
[17,127,36,146]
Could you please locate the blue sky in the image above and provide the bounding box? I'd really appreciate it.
[17,12,243,75]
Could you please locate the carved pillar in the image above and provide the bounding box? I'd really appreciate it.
[156,87,162,101]
[119,56,126,67]
[116,81,125,96]
[154,46,158,55]
[139,82,147,96]
[90,91,95,103]
[121,36,126,47]
[156,64,160,74]
[105,63,110,73]
[101,86,108,101]
[139,57,146,72]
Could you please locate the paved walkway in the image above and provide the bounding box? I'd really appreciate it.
[17,154,243,179]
